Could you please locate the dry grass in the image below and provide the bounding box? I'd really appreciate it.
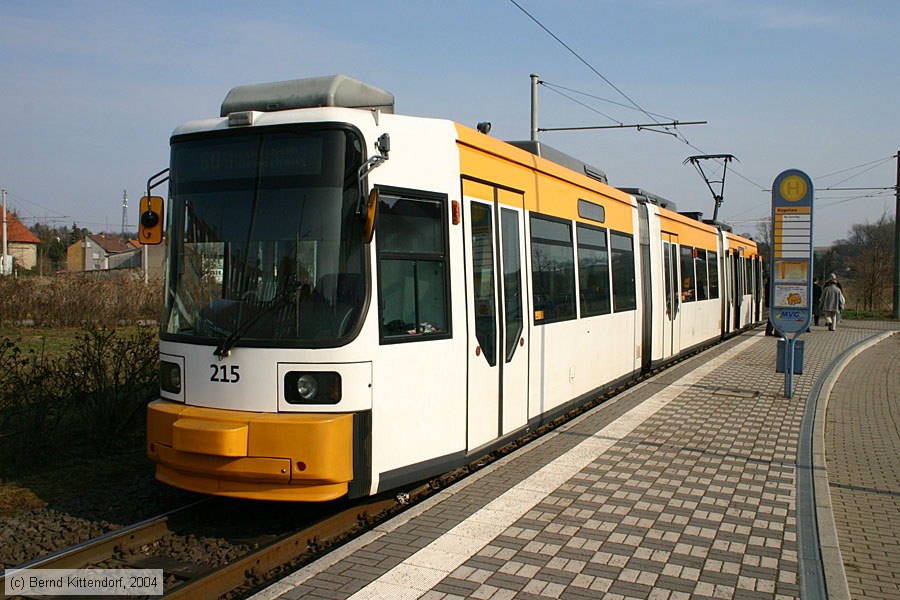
[0,273,162,327]
[0,481,46,517]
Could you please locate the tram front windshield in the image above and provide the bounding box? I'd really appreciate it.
[163,128,366,346]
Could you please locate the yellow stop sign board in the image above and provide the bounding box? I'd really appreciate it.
[771,169,814,335]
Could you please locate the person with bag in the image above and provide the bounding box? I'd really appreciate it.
[820,274,845,331]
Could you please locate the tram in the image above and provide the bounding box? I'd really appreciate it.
[142,75,762,501]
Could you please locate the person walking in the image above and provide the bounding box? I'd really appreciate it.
[820,275,845,331]
[812,276,823,326]
[764,277,777,336]
[829,272,843,291]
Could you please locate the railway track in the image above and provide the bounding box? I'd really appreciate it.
[2,334,740,599]
[1,491,419,599]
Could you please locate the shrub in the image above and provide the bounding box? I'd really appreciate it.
[0,327,158,462]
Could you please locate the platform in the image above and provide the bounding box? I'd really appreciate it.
[253,320,900,600]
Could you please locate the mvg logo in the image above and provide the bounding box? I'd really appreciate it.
[777,311,802,319]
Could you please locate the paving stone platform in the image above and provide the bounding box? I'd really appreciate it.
[254,320,899,600]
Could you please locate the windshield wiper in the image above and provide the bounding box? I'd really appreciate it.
[214,281,298,358]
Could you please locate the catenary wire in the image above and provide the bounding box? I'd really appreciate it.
[814,155,895,181]
[507,0,664,129]
[515,1,893,225]
[507,1,776,194]
[540,81,675,122]
[819,157,895,189]
[542,85,623,125]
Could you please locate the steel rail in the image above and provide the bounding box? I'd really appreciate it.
[162,495,403,599]
[1,499,212,589]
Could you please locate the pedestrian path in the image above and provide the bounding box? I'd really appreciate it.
[823,332,900,599]
[253,320,899,600]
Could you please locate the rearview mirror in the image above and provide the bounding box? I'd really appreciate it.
[362,188,378,244]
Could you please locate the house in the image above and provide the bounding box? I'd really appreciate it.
[2,209,40,270]
[67,234,141,271]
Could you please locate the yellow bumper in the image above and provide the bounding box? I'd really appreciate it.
[147,400,354,501]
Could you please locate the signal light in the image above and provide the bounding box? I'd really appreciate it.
[139,196,164,245]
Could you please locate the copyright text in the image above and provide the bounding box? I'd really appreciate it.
[4,568,163,596]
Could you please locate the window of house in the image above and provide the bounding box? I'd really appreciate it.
[530,214,575,323]
[377,190,450,342]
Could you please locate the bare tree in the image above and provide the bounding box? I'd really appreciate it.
[831,212,895,311]
[755,217,772,278]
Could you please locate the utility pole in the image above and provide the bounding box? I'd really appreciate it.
[893,150,900,319]
[121,189,128,238]
[530,73,539,142]
[1,189,9,276]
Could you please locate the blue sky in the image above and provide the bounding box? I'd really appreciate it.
[1,0,897,245]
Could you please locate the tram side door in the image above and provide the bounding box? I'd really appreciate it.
[723,250,733,334]
[463,184,529,452]
[732,250,743,330]
[661,233,681,360]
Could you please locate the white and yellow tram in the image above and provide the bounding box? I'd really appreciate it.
[143,75,762,501]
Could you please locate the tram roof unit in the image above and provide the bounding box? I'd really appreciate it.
[220,74,395,117]
[704,219,733,232]
[617,187,677,211]
[675,210,735,233]
[214,76,743,234]
[506,141,608,185]
[218,75,616,188]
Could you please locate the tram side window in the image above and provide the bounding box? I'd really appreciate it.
[577,224,611,317]
[746,258,752,295]
[708,250,719,299]
[376,191,450,342]
[610,231,637,312]
[680,245,696,302]
[695,249,709,301]
[530,215,576,323]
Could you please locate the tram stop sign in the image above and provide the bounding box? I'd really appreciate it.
[770,169,814,335]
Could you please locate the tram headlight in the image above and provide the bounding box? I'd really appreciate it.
[284,371,342,404]
[159,360,182,394]
[296,375,318,400]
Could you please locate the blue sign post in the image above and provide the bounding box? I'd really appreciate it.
[770,169,814,398]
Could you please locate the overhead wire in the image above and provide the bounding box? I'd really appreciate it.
[540,81,674,122]
[507,0,769,199]
[4,190,69,221]
[541,85,623,126]
[817,156,895,189]
[507,0,664,129]
[817,188,895,209]
[814,155,895,181]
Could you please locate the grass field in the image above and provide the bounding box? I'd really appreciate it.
[0,325,160,516]
[0,325,157,358]
[0,326,86,358]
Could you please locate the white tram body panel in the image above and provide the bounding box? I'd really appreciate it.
[145,76,762,501]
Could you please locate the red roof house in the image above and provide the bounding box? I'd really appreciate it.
[3,209,39,270]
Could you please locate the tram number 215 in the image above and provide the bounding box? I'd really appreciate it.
[210,364,241,383]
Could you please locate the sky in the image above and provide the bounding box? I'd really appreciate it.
[0,0,897,246]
